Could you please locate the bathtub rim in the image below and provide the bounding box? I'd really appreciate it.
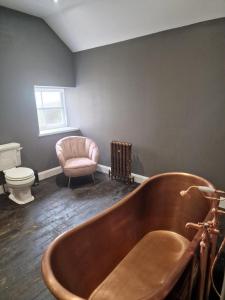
[41,171,215,300]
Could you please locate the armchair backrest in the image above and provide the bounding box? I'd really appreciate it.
[56,136,99,167]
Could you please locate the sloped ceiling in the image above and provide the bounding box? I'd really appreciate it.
[0,0,225,52]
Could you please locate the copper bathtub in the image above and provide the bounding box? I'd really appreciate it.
[42,172,215,300]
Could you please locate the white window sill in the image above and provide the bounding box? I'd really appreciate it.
[39,127,79,137]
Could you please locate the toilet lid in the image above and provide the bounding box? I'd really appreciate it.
[5,167,34,181]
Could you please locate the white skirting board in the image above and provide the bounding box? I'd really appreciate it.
[1,165,224,209]
[0,164,148,195]
[38,164,148,184]
[38,166,62,181]
[96,164,148,184]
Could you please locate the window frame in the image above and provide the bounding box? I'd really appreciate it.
[34,86,69,134]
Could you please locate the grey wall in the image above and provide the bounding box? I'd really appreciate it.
[0,6,78,172]
[73,18,225,188]
[1,7,224,187]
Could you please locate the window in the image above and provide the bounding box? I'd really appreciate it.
[34,86,68,134]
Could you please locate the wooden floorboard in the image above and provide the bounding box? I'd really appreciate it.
[0,172,138,300]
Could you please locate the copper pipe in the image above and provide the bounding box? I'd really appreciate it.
[187,253,198,300]
[204,208,223,300]
[186,222,211,300]
[182,186,225,300]
[180,185,215,196]
[205,196,225,203]
[199,230,211,300]
[221,269,225,300]
[211,237,225,298]
[210,209,225,298]
[205,230,218,299]
[186,222,202,231]
[180,186,225,200]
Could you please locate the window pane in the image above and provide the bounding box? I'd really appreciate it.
[34,86,68,132]
[42,91,62,108]
[37,109,46,130]
[35,91,42,108]
[38,108,66,129]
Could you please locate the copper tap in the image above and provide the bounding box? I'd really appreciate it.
[180,185,225,300]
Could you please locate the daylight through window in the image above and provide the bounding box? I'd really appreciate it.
[34,86,68,133]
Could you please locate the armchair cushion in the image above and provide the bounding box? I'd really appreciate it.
[64,157,97,177]
[56,136,99,178]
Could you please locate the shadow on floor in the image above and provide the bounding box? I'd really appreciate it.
[56,173,98,188]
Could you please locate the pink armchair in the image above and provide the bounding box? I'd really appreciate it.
[56,136,99,186]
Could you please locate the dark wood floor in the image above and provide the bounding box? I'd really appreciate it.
[0,173,224,300]
[0,172,138,300]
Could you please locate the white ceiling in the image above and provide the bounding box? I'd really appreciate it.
[0,0,225,52]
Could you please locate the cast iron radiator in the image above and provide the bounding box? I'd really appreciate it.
[109,141,134,183]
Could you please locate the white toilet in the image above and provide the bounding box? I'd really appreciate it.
[0,143,35,204]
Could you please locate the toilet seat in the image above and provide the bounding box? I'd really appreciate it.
[4,167,35,205]
[5,167,34,181]
[6,176,35,187]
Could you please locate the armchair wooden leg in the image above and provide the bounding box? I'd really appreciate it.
[68,177,71,188]
[92,174,95,184]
